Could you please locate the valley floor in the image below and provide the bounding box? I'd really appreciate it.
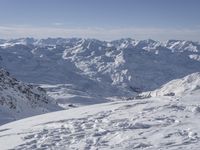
[0,90,200,150]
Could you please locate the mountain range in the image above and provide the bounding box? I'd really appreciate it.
[0,38,200,149]
[0,38,200,105]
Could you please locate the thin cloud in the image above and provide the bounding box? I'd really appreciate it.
[0,26,200,41]
[52,22,64,26]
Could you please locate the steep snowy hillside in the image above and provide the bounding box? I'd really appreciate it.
[0,38,200,105]
[141,72,200,97]
[0,69,61,125]
[0,86,200,149]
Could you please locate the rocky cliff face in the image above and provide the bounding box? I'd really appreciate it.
[0,68,61,125]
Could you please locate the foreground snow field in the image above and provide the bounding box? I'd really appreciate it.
[0,89,200,150]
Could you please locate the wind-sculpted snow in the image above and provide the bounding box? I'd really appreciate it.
[0,89,200,150]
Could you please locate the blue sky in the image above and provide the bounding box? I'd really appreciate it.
[0,0,200,41]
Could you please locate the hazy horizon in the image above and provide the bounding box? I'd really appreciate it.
[0,0,200,41]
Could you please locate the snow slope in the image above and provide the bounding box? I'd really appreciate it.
[0,88,200,150]
[141,72,200,97]
[0,69,62,125]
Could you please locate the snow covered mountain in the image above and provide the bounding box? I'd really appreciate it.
[0,38,200,91]
[0,68,61,125]
[0,74,200,150]
[0,38,200,106]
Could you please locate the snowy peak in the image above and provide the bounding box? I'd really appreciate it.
[134,39,161,51]
[0,38,36,47]
[110,38,200,53]
[110,38,136,49]
[165,40,200,52]
[0,38,200,53]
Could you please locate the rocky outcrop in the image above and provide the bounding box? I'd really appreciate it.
[0,68,61,125]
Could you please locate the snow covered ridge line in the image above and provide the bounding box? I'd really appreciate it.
[0,68,62,125]
[0,37,200,52]
[137,72,200,98]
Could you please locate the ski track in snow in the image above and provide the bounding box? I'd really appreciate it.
[0,92,200,150]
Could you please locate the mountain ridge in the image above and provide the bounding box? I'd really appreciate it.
[0,37,200,52]
[0,37,200,107]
